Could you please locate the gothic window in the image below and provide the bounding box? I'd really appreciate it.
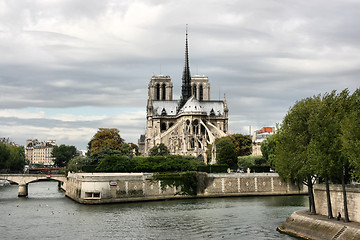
[193,119,199,134]
[190,138,195,148]
[162,84,166,100]
[156,84,160,100]
[169,123,174,128]
[210,108,215,116]
[192,84,197,98]
[161,122,167,131]
[199,85,203,101]
[201,125,206,134]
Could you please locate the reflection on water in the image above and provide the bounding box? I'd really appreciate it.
[0,181,307,240]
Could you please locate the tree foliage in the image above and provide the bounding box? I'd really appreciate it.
[260,134,277,167]
[215,138,238,167]
[274,96,320,214]
[149,143,170,156]
[88,128,124,154]
[342,89,360,180]
[52,144,77,167]
[274,88,359,219]
[0,143,26,172]
[228,134,252,156]
[94,155,205,172]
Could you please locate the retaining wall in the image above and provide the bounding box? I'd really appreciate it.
[66,172,306,204]
[314,184,360,223]
[278,210,360,240]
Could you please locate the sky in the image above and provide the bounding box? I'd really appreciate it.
[0,0,359,150]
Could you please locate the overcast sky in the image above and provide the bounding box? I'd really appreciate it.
[0,0,359,149]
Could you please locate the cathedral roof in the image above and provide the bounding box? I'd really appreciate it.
[152,98,226,117]
[178,96,206,114]
[153,101,178,116]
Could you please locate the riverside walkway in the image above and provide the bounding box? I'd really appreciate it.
[0,174,66,197]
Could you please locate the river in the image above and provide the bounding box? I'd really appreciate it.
[0,181,307,240]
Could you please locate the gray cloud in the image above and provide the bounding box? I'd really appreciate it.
[0,0,359,149]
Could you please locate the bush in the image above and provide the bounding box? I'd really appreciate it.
[198,164,228,173]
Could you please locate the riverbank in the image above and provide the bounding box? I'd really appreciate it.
[278,210,360,239]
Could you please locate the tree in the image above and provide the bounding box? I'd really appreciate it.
[261,134,277,167]
[0,142,10,170]
[149,143,170,156]
[274,96,320,214]
[52,144,77,167]
[0,143,25,172]
[216,138,237,168]
[67,156,91,172]
[229,134,252,156]
[342,89,360,179]
[119,143,133,157]
[6,145,26,172]
[88,128,124,154]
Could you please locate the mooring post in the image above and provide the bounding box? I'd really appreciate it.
[18,184,28,197]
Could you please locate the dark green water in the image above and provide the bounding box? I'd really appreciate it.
[0,181,307,239]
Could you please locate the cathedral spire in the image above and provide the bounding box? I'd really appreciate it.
[180,25,192,108]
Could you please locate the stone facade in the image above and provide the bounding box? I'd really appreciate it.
[142,32,228,163]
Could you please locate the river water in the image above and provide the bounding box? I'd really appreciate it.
[0,181,307,240]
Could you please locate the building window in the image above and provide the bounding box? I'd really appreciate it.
[85,192,101,199]
[199,85,203,101]
[161,122,167,131]
[192,84,197,98]
[156,84,160,100]
[162,84,166,100]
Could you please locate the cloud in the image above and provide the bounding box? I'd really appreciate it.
[0,0,359,149]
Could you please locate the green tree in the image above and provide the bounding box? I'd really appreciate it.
[52,144,77,167]
[88,128,124,154]
[274,96,320,214]
[342,89,360,180]
[6,145,26,172]
[0,142,10,170]
[260,134,277,167]
[67,156,91,172]
[307,90,353,221]
[0,143,25,172]
[216,138,237,168]
[129,143,139,156]
[149,143,170,156]
[229,134,252,156]
[120,143,133,157]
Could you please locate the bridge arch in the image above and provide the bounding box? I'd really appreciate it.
[0,174,67,197]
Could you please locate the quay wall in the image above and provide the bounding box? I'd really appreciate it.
[314,184,360,223]
[66,172,306,204]
[278,210,360,240]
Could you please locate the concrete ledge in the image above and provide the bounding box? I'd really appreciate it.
[278,210,360,240]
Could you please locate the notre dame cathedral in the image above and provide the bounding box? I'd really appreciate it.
[139,30,228,163]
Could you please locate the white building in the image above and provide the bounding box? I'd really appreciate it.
[252,127,275,156]
[25,139,56,166]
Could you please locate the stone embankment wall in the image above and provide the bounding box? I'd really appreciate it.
[66,172,305,204]
[278,210,360,240]
[314,184,360,222]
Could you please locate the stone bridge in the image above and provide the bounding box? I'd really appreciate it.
[0,174,67,197]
